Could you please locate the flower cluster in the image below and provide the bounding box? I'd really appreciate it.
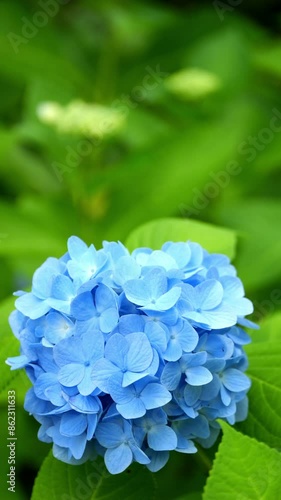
[6,237,254,474]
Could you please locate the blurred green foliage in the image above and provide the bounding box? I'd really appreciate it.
[1,0,281,497]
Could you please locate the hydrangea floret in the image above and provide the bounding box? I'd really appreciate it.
[6,237,254,474]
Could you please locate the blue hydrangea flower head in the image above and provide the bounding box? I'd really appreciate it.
[6,235,255,474]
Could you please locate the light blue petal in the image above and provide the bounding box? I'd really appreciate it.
[108,376,134,404]
[183,385,201,406]
[95,422,123,448]
[117,398,146,419]
[105,444,133,474]
[114,256,141,285]
[104,333,128,367]
[222,368,251,392]
[141,383,171,409]
[123,279,151,305]
[54,337,84,366]
[130,444,150,465]
[205,334,233,358]
[163,242,191,269]
[185,366,213,386]
[154,287,181,311]
[95,284,116,312]
[100,307,119,333]
[58,364,85,387]
[67,236,88,260]
[15,293,50,320]
[51,275,75,301]
[60,412,87,437]
[146,251,177,271]
[196,279,223,310]
[126,333,153,372]
[160,362,181,391]
[144,322,168,352]
[181,284,196,307]
[200,307,236,329]
[163,339,182,362]
[78,366,96,396]
[34,372,58,400]
[177,322,198,352]
[68,394,101,414]
[146,450,169,472]
[81,330,104,362]
[220,385,232,406]
[148,425,177,451]
[122,370,149,387]
[227,326,251,345]
[91,358,120,393]
[118,314,145,335]
[71,292,94,321]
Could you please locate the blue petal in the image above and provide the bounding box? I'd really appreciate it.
[185,366,213,386]
[95,422,123,448]
[126,333,153,372]
[141,383,171,409]
[81,330,104,362]
[130,444,150,465]
[148,424,177,451]
[123,279,152,306]
[108,376,134,404]
[68,394,101,414]
[200,307,236,329]
[104,333,129,368]
[196,280,223,310]
[163,339,182,362]
[78,366,96,396]
[15,293,50,320]
[51,275,75,301]
[177,322,198,352]
[100,308,119,333]
[144,322,168,353]
[161,362,181,391]
[105,444,133,474]
[54,337,84,366]
[60,412,87,437]
[58,364,85,387]
[122,370,149,387]
[67,236,88,260]
[117,398,146,419]
[91,358,120,393]
[222,368,251,392]
[71,292,94,321]
[145,450,169,472]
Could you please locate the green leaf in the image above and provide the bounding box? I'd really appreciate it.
[0,199,68,258]
[212,199,281,291]
[249,311,281,343]
[0,297,31,403]
[125,218,236,259]
[102,98,262,243]
[254,42,281,80]
[203,423,281,500]
[237,341,281,449]
[31,452,156,500]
